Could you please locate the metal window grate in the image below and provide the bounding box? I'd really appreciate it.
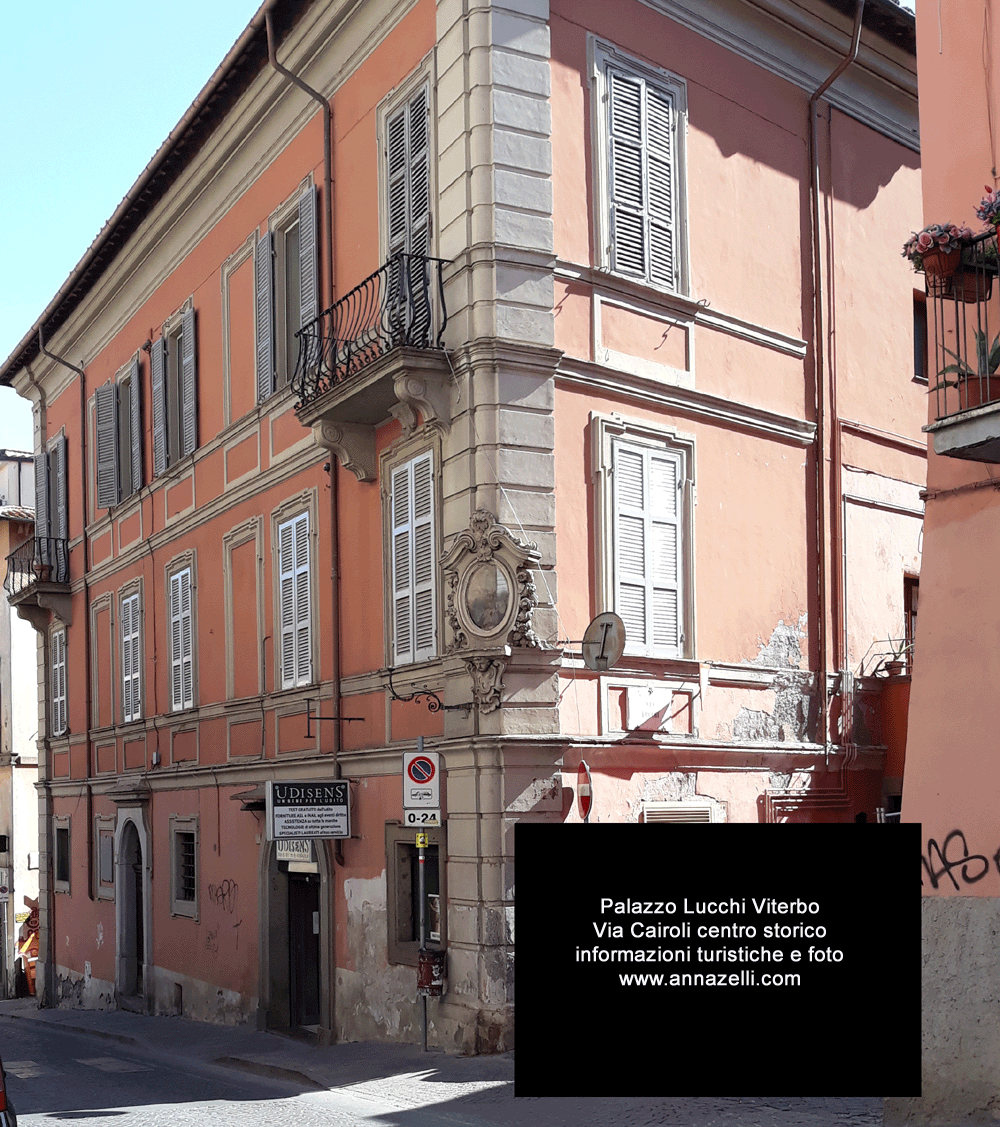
[642,801,716,823]
[177,832,196,901]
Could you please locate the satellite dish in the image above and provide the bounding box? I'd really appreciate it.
[582,612,626,672]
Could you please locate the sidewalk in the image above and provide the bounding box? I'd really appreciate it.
[0,996,885,1126]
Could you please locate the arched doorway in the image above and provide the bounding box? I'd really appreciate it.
[118,821,144,1001]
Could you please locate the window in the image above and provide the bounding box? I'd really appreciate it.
[904,575,919,670]
[169,567,194,711]
[54,818,70,892]
[121,591,141,723]
[51,627,67,736]
[594,416,694,659]
[592,41,687,293]
[95,356,142,508]
[385,84,430,260]
[169,816,198,919]
[255,187,319,401]
[151,306,197,475]
[386,822,445,965]
[389,451,437,665]
[35,434,68,571]
[277,512,312,688]
[913,294,928,383]
[95,816,115,900]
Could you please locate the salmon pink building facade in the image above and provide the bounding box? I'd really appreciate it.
[889,0,1000,1120]
[1,0,921,1050]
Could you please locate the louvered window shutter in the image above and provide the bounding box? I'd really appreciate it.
[151,338,167,476]
[96,384,119,509]
[386,104,409,259]
[180,309,197,458]
[170,569,193,710]
[52,435,69,543]
[129,357,143,496]
[278,515,310,687]
[255,232,275,402]
[391,464,413,665]
[298,187,319,330]
[391,454,436,665]
[608,66,677,289]
[613,440,682,656]
[407,87,431,260]
[51,630,67,735]
[122,593,141,723]
[412,454,436,660]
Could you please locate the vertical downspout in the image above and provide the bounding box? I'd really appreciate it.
[37,331,93,904]
[808,0,865,755]
[264,4,341,1043]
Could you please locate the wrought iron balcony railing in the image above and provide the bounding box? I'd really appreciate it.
[292,253,449,408]
[930,229,1000,420]
[4,537,70,599]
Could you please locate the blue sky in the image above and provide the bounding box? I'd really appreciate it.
[0,1,263,453]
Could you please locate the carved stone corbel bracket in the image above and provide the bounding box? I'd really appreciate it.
[394,370,452,435]
[389,401,418,437]
[465,656,505,713]
[313,421,376,482]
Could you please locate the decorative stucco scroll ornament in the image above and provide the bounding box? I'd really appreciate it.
[440,508,543,653]
[464,656,505,713]
[313,420,376,482]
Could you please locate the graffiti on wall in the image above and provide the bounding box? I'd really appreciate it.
[922,830,1000,890]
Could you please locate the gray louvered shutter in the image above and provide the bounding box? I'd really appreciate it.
[52,435,69,543]
[407,87,430,260]
[151,338,167,476]
[170,569,193,710]
[95,384,119,509]
[613,440,682,656]
[608,67,677,289]
[34,449,50,571]
[180,308,197,457]
[298,187,319,329]
[255,232,275,402]
[293,513,311,684]
[129,357,142,495]
[386,103,408,259]
[122,593,141,723]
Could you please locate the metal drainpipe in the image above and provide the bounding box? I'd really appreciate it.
[808,0,865,755]
[264,3,342,1044]
[37,331,94,903]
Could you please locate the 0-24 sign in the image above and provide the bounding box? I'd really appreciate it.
[404,808,441,827]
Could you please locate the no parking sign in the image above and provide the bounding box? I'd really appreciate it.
[403,748,440,808]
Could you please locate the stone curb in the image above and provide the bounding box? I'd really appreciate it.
[2,1008,140,1047]
[212,1056,326,1091]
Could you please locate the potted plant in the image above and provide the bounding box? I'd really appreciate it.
[938,328,1000,409]
[974,184,1000,232]
[902,223,972,295]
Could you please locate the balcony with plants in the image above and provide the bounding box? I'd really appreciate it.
[908,190,1000,461]
[291,253,451,482]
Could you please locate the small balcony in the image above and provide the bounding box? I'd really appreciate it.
[4,536,72,629]
[292,253,452,482]
[925,230,1000,461]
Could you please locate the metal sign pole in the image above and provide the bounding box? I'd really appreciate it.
[416,741,428,1050]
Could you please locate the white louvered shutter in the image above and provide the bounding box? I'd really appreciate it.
[122,593,141,723]
[391,453,436,665]
[613,440,682,656]
[95,384,119,509]
[51,629,67,735]
[278,514,311,687]
[298,187,319,329]
[386,86,430,260]
[170,569,193,710]
[255,232,275,402]
[386,103,408,259]
[180,309,197,458]
[608,66,677,289]
[151,338,167,476]
[129,357,143,496]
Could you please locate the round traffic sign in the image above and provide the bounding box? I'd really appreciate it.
[407,756,437,785]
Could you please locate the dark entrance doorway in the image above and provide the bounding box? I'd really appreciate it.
[119,821,143,1002]
[287,872,320,1028]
